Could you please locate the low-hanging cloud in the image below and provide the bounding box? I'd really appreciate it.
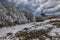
[8,0,60,16]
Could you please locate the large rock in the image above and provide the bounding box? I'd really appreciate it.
[0,2,28,27]
[0,0,36,27]
[6,0,36,22]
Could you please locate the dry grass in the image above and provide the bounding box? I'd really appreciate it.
[15,27,54,40]
[47,15,60,19]
[48,20,60,28]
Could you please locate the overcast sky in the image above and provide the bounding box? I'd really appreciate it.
[8,0,60,16]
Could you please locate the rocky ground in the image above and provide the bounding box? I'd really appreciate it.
[0,18,60,40]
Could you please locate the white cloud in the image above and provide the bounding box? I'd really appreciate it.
[36,0,60,15]
[8,0,60,15]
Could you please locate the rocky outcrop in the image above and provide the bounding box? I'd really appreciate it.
[0,2,28,27]
[0,0,36,27]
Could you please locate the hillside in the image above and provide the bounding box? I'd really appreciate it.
[0,17,60,40]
